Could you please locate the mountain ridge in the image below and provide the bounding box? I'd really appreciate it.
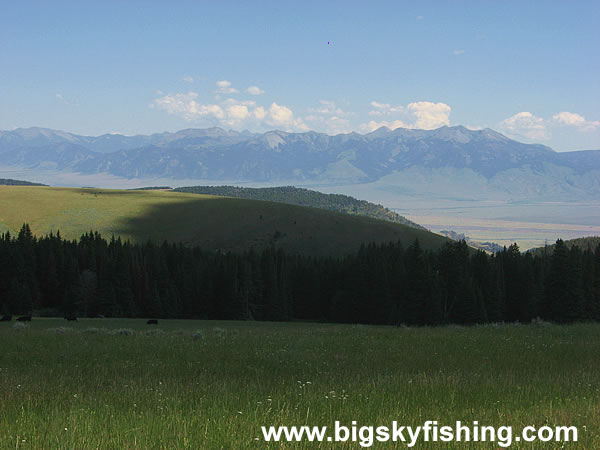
[1,125,598,201]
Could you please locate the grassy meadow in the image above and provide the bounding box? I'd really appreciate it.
[0,186,447,256]
[0,319,598,448]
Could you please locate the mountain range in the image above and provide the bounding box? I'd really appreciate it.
[0,125,598,201]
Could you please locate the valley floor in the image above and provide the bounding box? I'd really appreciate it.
[318,182,600,250]
[405,214,600,250]
[0,319,598,448]
[2,165,599,251]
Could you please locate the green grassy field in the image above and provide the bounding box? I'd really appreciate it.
[0,319,598,448]
[0,186,448,256]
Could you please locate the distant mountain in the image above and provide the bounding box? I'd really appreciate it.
[1,126,598,200]
[0,178,47,186]
[173,185,425,230]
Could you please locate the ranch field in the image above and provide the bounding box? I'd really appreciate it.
[0,319,599,448]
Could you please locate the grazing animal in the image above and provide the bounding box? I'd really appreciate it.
[16,315,32,322]
[147,319,158,325]
[64,315,77,321]
[0,315,12,322]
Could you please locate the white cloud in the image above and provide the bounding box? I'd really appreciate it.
[198,104,225,119]
[305,114,351,134]
[452,49,465,56]
[416,15,424,20]
[268,102,293,124]
[552,111,600,131]
[152,91,307,131]
[370,101,390,110]
[361,119,410,132]
[407,101,451,129]
[215,80,238,94]
[304,100,353,134]
[151,92,202,121]
[253,106,266,120]
[307,100,351,117]
[226,104,250,121]
[363,101,451,130]
[500,112,549,140]
[368,101,404,116]
[499,110,600,142]
[264,103,308,131]
[182,75,194,83]
[247,85,265,95]
[224,98,255,105]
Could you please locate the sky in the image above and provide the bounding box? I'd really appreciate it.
[0,1,598,151]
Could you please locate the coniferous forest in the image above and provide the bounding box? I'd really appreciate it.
[1,224,599,325]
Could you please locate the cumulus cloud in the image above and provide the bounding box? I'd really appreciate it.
[368,101,404,116]
[182,75,194,83]
[408,101,451,129]
[266,103,308,131]
[268,103,293,124]
[363,100,451,131]
[311,100,347,116]
[247,85,265,95]
[151,92,203,121]
[215,80,238,94]
[452,49,465,56]
[552,111,600,131]
[304,100,353,134]
[253,106,266,120]
[500,112,549,140]
[499,110,600,142]
[152,90,307,131]
[226,104,249,121]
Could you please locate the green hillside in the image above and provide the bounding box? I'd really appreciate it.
[0,186,448,256]
[173,185,425,229]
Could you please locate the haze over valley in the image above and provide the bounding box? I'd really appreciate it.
[1,124,598,249]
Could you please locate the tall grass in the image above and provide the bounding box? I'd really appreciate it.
[0,319,598,448]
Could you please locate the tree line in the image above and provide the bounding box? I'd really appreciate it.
[0,178,46,186]
[1,224,599,325]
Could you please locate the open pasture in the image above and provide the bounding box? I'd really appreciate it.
[0,186,447,257]
[0,319,599,448]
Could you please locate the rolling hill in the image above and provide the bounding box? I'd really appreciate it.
[0,186,449,256]
[173,185,425,229]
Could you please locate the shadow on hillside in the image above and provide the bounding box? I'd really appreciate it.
[115,196,449,257]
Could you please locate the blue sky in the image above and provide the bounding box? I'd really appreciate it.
[0,1,598,151]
